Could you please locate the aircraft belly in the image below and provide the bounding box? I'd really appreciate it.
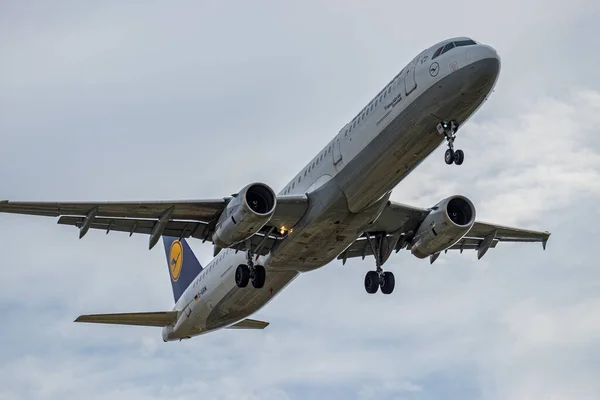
[264,178,389,273]
[340,58,499,213]
[205,269,299,331]
[202,182,391,332]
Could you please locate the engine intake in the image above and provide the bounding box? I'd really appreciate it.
[446,197,474,226]
[245,184,275,215]
[212,183,277,248]
[410,195,476,258]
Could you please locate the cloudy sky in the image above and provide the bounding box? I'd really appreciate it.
[1,1,600,399]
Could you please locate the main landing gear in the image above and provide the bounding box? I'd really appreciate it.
[364,232,396,295]
[437,120,464,165]
[235,250,266,289]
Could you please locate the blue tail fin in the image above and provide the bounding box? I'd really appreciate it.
[162,237,203,303]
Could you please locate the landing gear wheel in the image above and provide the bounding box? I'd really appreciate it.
[439,120,461,165]
[454,149,464,165]
[445,149,455,165]
[252,265,266,289]
[380,271,395,295]
[235,264,250,288]
[364,271,379,294]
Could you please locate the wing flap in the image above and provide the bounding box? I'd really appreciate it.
[226,318,270,329]
[448,237,499,251]
[57,216,281,256]
[74,311,178,327]
[57,216,208,240]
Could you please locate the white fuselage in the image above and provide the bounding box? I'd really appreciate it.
[162,37,501,341]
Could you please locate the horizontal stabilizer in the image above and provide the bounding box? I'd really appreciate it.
[226,318,270,330]
[74,311,178,327]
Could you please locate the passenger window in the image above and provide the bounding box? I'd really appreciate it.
[366,108,369,116]
[298,176,301,183]
[441,42,455,55]
[328,145,332,153]
[304,170,307,177]
[312,162,315,168]
[292,182,295,189]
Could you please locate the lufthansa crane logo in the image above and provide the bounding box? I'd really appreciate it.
[429,62,439,77]
[169,240,183,282]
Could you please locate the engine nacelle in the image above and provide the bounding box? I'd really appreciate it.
[212,182,276,249]
[410,195,476,258]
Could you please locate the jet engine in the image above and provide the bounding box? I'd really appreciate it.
[212,183,277,249]
[409,195,476,258]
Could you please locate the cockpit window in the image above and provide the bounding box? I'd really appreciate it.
[454,39,476,47]
[441,42,455,55]
[432,39,476,59]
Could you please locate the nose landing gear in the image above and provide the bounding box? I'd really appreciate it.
[437,120,464,165]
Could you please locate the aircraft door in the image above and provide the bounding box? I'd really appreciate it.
[404,57,417,95]
[333,137,342,165]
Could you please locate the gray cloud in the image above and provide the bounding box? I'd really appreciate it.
[1,1,599,399]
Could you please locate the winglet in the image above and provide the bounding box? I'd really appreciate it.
[542,232,551,250]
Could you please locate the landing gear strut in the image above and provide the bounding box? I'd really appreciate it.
[437,120,464,165]
[235,250,266,289]
[363,232,396,295]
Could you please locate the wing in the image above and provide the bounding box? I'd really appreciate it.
[74,311,178,327]
[338,201,550,264]
[226,318,270,329]
[0,195,308,254]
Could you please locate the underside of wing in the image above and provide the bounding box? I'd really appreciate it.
[226,318,270,329]
[0,199,226,220]
[74,311,178,327]
[338,199,551,264]
[467,221,551,246]
[0,191,309,255]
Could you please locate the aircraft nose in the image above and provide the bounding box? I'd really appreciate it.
[464,44,501,85]
[466,44,501,66]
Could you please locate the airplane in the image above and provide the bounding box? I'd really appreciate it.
[0,37,550,341]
